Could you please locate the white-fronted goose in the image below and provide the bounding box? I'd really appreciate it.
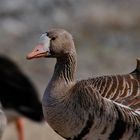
[27,29,140,140]
[0,56,43,140]
[0,104,6,140]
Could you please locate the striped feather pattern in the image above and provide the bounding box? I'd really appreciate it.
[70,83,140,140]
[43,81,140,140]
[82,72,140,111]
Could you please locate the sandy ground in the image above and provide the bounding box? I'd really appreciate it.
[2,119,64,140]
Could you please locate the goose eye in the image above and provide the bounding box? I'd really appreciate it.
[51,37,56,40]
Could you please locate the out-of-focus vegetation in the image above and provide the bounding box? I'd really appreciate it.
[1,0,140,140]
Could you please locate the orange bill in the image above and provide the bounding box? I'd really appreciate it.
[26,44,47,59]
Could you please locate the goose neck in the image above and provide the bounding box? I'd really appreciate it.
[53,52,77,84]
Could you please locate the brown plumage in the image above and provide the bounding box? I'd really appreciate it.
[78,61,140,111]
[27,29,140,140]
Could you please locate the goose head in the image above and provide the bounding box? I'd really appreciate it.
[27,29,75,59]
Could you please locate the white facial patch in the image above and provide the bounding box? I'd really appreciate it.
[39,33,51,52]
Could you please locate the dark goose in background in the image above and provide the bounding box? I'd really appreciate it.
[27,29,140,140]
[0,56,43,140]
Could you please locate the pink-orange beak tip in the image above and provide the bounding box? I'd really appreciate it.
[26,45,48,60]
[26,45,44,60]
[26,52,34,60]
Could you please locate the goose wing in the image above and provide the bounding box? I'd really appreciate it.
[81,59,140,111]
[71,82,140,140]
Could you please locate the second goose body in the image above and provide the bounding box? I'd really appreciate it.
[27,29,140,140]
[0,56,43,140]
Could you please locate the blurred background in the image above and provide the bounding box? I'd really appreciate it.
[0,0,140,140]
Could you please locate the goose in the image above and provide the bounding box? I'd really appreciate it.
[27,29,140,140]
[0,56,44,140]
[0,105,6,140]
